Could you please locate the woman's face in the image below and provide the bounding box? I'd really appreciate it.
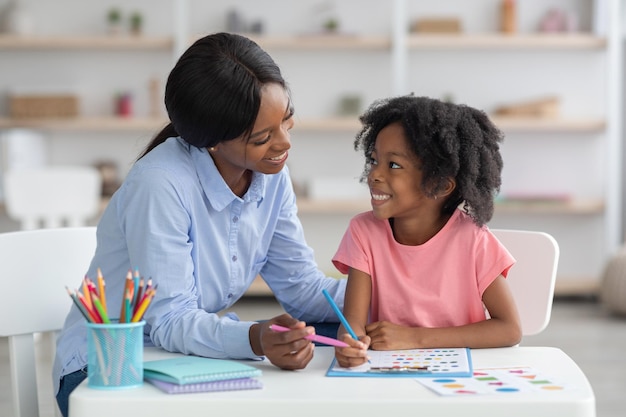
[210,83,294,179]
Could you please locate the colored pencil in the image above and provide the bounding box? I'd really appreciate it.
[131,287,156,322]
[270,324,349,347]
[81,277,93,311]
[133,276,144,314]
[68,268,155,324]
[66,287,95,322]
[97,268,107,311]
[119,270,133,322]
[133,268,141,308]
[124,288,133,323]
[76,290,100,323]
[322,289,359,341]
[92,294,110,324]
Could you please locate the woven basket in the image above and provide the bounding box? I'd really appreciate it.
[9,94,79,118]
[600,247,626,315]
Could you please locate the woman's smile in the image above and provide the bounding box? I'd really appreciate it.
[265,151,288,165]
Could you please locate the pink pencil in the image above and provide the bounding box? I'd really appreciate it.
[269,324,349,348]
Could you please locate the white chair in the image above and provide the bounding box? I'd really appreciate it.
[0,227,97,417]
[492,229,560,336]
[3,166,102,230]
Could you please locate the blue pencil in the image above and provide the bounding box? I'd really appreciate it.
[322,289,359,341]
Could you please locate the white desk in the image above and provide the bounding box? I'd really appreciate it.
[70,346,595,417]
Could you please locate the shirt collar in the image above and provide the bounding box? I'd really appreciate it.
[185,138,266,211]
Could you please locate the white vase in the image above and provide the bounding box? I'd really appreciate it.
[2,0,33,35]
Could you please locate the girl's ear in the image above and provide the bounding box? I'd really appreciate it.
[438,177,456,198]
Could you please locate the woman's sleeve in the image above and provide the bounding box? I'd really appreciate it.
[118,166,258,359]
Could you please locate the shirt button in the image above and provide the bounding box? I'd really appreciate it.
[233,216,239,222]
[227,293,233,299]
[232,255,237,262]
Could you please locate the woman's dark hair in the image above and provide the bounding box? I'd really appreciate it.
[354,95,504,226]
[139,32,288,158]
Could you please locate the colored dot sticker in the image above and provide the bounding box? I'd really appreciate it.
[496,387,520,392]
[443,383,465,389]
[541,385,564,391]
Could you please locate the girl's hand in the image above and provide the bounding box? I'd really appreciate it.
[250,313,314,370]
[335,334,370,368]
[366,321,416,350]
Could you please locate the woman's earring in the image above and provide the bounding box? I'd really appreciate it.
[208,147,216,152]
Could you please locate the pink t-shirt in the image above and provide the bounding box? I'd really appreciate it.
[332,209,515,328]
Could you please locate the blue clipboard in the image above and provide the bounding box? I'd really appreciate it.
[326,348,473,378]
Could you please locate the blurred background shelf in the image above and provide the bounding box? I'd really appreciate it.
[0,34,174,50]
[0,0,620,298]
[406,33,606,49]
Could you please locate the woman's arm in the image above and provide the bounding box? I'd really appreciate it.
[366,275,522,350]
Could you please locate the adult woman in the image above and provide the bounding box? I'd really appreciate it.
[53,32,345,417]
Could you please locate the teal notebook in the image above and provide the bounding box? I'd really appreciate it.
[143,356,262,385]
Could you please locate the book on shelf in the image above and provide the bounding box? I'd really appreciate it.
[143,356,262,385]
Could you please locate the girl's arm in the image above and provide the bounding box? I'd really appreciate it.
[366,275,522,350]
[335,268,371,367]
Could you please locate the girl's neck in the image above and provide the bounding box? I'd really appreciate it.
[389,212,452,246]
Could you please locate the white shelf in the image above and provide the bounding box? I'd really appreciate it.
[297,199,370,215]
[296,198,604,216]
[495,199,605,215]
[221,34,390,50]
[194,33,608,51]
[0,116,603,134]
[0,34,174,50]
[0,33,602,52]
[0,117,169,131]
[490,117,606,133]
[406,33,606,49]
[293,116,608,134]
[245,274,601,298]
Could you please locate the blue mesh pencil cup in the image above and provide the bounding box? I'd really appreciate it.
[86,320,145,389]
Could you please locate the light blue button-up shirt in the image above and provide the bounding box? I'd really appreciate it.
[53,137,346,393]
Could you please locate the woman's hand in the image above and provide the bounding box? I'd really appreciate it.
[335,334,370,368]
[249,313,315,370]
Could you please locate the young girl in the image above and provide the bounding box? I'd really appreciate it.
[332,95,522,368]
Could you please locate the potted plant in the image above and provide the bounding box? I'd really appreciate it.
[107,8,122,35]
[323,17,339,33]
[130,11,143,35]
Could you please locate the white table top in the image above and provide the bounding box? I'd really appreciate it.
[70,346,595,417]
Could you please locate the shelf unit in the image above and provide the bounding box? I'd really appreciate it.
[0,114,605,133]
[0,0,621,296]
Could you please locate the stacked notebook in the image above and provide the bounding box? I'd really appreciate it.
[143,356,263,394]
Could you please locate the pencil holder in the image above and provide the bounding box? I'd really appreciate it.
[86,320,145,389]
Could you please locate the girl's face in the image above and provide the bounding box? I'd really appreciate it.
[367,122,437,221]
[210,83,294,178]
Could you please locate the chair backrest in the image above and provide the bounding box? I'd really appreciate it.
[491,229,559,337]
[3,166,102,230]
[0,227,97,417]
